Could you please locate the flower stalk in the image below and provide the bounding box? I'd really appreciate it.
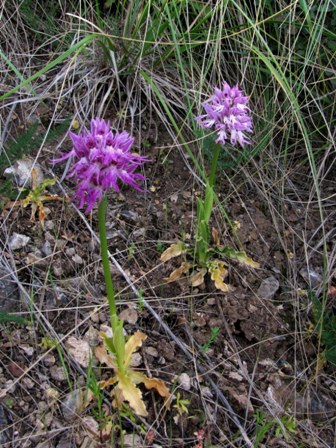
[98,195,117,326]
[55,118,170,416]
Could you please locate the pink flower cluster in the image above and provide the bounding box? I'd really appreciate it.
[54,118,148,213]
[196,82,253,147]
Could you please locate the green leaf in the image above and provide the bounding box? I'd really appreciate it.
[214,246,259,268]
[0,311,28,325]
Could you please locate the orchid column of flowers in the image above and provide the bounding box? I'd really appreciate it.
[194,82,253,266]
[54,119,169,417]
[161,82,258,292]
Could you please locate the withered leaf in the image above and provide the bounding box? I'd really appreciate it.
[208,260,233,293]
[160,241,187,262]
[190,269,207,287]
[164,262,191,283]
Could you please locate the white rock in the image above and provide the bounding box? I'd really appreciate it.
[257,276,279,300]
[50,366,67,382]
[145,346,159,358]
[8,233,30,250]
[4,159,44,187]
[72,254,83,264]
[66,336,91,368]
[178,373,191,391]
[119,307,138,325]
[130,352,142,367]
[61,389,84,422]
[200,386,213,398]
[123,434,142,447]
[19,344,34,357]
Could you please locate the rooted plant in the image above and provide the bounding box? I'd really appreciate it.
[54,118,170,416]
[161,82,258,291]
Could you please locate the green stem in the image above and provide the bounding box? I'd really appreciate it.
[195,143,222,265]
[98,195,117,329]
[208,143,221,189]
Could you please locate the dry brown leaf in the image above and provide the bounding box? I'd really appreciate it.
[190,269,207,287]
[95,344,116,369]
[212,227,220,246]
[160,241,186,262]
[164,262,191,283]
[124,331,147,366]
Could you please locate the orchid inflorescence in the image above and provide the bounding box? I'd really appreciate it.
[161,81,258,292]
[55,118,170,417]
[196,82,253,147]
[54,118,149,213]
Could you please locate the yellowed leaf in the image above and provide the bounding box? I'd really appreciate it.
[235,252,260,268]
[164,262,191,283]
[208,260,233,293]
[132,372,170,403]
[160,241,186,262]
[96,330,171,417]
[190,269,207,287]
[124,331,147,367]
[100,376,117,389]
[95,344,116,369]
[117,374,148,417]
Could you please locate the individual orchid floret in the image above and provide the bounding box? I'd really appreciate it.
[54,118,149,214]
[196,82,253,147]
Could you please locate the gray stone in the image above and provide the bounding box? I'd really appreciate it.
[4,158,44,188]
[257,276,280,300]
[0,265,20,311]
[8,233,30,250]
[300,268,322,288]
[120,209,139,224]
[61,389,84,422]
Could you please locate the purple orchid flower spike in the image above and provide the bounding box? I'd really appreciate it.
[54,118,149,214]
[196,82,253,147]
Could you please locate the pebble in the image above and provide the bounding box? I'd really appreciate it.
[19,344,34,357]
[257,276,280,300]
[66,247,76,256]
[61,389,84,422]
[41,241,52,256]
[178,373,191,391]
[119,209,139,224]
[72,254,83,264]
[144,346,159,358]
[44,221,55,231]
[200,386,213,398]
[123,434,142,447]
[22,377,34,389]
[130,353,142,367]
[8,233,30,250]
[300,268,322,288]
[43,354,56,367]
[119,307,138,325]
[4,159,44,187]
[50,366,67,382]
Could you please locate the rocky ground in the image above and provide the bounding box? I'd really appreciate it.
[1,117,336,448]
